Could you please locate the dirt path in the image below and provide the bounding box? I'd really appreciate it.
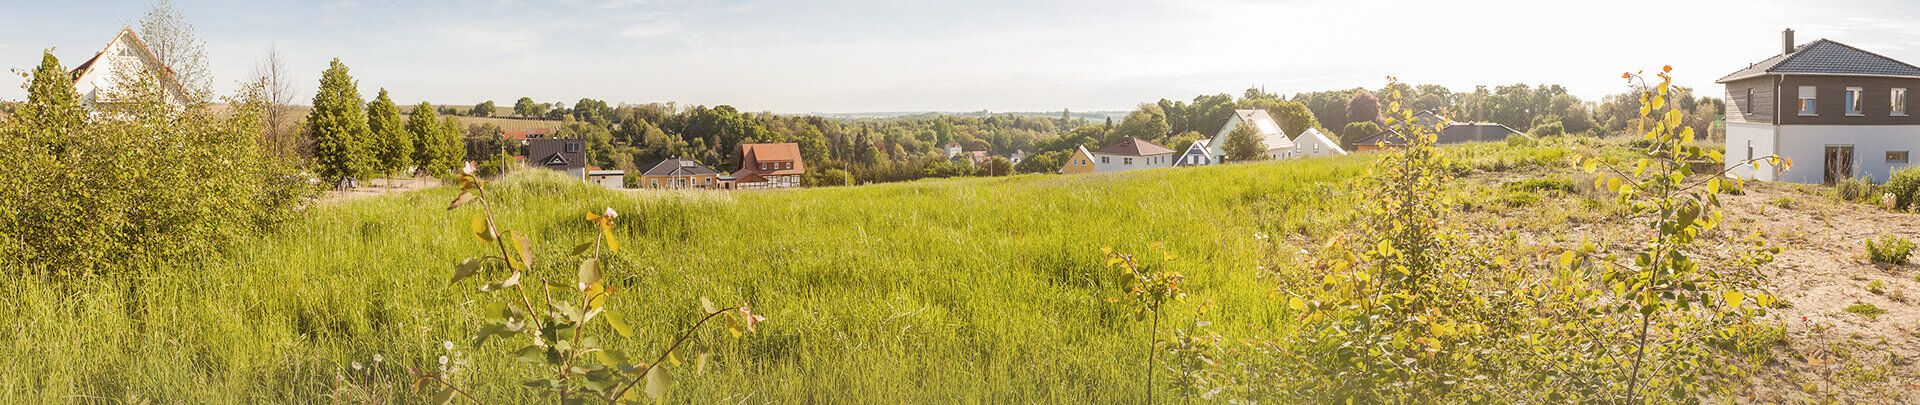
[319,177,443,204]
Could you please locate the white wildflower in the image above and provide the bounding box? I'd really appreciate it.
[372,353,383,363]
[462,161,477,175]
[602,207,619,219]
[439,355,450,366]
[443,340,455,351]
[351,361,363,370]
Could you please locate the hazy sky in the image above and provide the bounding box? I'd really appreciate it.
[3,0,1919,113]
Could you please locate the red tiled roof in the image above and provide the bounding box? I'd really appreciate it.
[738,143,805,176]
[1094,137,1175,156]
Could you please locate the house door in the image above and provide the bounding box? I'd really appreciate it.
[1824,145,1855,184]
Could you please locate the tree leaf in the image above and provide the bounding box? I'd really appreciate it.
[448,191,476,210]
[605,309,635,338]
[471,213,494,242]
[572,242,594,256]
[578,258,602,290]
[512,232,532,270]
[432,385,456,404]
[644,365,672,402]
[452,258,483,284]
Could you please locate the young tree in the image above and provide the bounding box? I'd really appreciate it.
[439,116,466,172]
[367,88,411,181]
[307,58,374,183]
[513,97,536,118]
[1268,100,1320,138]
[138,0,212,97]
[1346,89,1383,125]
[251,43,300,159]
[408,102,446,174]
[1221,122,1266,162]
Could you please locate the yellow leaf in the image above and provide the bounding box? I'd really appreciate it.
[1581,159,1598,174]
[471,214,494,242]
[1288,296,1307,311]
[1559,251,1578,268]
[1722,290,1745,309]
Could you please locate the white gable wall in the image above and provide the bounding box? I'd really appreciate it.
[1093,152,1174,172]
[73,32,183,106]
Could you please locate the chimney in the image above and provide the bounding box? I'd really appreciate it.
[1783,28,1796,55]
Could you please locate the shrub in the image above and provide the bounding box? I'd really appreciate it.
[1865,234,1914,265]
[1770,197,1795,209]
[1885,166,1920,211]
[1866,280,1887,295]
[1835,176,1877,203]
[1502,176,1577,194]
[1844,302,1886,321]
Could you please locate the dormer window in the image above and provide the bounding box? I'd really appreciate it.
[1798,86,1817,116]
[1894,88,1908,116]
[1845,87,1864,116]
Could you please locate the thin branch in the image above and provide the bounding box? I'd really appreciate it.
[608,309,734,402]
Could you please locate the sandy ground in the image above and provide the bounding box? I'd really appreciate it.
[1719,183,1920,402]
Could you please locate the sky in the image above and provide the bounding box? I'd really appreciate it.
[3,0,1920,114]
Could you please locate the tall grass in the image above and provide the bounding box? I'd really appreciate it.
[0,142,1569,402]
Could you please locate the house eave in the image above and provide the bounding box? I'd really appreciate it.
[1719,72,1920,84]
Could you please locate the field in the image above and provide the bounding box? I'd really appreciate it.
[2,139,1915,402]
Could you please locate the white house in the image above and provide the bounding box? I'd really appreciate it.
[1293,128,1349,158]
[1720,29,1920,184]
[69,27,188,106]
[1206,109,1300,162]
[1176,139,1214,166]
[1091,137,1175,173]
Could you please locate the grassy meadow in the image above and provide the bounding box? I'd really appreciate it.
[0,142,1577,403]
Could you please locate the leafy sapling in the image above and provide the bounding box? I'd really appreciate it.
[1104,243,1184,403]
[427,163,766,404]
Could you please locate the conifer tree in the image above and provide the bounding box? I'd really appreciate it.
[306,58,372,183]
[366,88,410,181]
[407,102,444,174]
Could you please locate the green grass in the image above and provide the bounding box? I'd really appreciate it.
[0,141,1573,402]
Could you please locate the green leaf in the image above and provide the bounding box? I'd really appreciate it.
[471,213,494,242]
[449,191,476,210]
[644,365,672,402]
[572,242,595,256]
[1559,251,1578,269]
[452,258,483,284]
[432,385,456,404]
[512,232,532,270]
[515,345,546,364]
[605,309,636,338]
[700,297,718,314]
[578,258,602,290]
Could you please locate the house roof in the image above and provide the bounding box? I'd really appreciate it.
[739,143,805,176]
[641,158,720,177]
[1188,139,1211,152]
[1296,128,1349,155]
[729,170,769,183]
[69,27,189,101]
[1094,137,1175,156]
[1718,39,1920,82]
[1217,109,1298,152]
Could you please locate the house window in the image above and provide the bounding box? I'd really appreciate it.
[1845,87,1864,116]
[1123,157,1133,165]
[565,142,582,153]
[1745,89,1754,115]
[1799,86,1817,116]
[1891,151,1911,163]
[1100,156,1109,164]
[1895,88,1908,116]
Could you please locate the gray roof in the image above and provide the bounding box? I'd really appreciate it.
[641,158,720,176]
[1719,39,1920,82]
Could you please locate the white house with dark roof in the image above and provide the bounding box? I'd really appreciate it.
[1205,109,1300,162]
[1720,29,1920,184]
[1091,137,1175,172]
[1176,139,1214,167]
